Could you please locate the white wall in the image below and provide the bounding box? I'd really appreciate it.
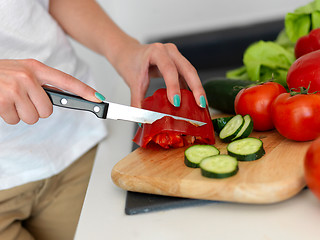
[109,0,310,42]
[70,0,311,104]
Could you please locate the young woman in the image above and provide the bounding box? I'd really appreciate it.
[0,1,206,239]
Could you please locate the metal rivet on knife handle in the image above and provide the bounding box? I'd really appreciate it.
[61,98,68,105]
[94,106,101,113]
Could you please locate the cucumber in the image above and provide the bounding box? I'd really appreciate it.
[203,78,254,114]
[184,145,220,168]
[227,137,265,161]
[212,116,233,134]
[199,154,238,179]
[219,114,244,142]
[232,114,253,140]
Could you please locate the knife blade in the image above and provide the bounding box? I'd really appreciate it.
[44,88,206,126]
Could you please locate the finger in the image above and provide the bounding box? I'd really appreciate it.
[14,91,40,125]
[0,100,20,124]
[28,85,53,119]
[0,68,41,124]
[130,88,143,108]
[25,60,105,103]
[130,72,150,108]
[149,44,181,107]
[165,44,207,108]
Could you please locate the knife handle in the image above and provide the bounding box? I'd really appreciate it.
[44,87,109,119]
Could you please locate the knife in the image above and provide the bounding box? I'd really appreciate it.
[43,88,206,126]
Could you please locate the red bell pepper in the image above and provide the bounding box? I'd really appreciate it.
[295,28,320,59]
[133,88,215,149]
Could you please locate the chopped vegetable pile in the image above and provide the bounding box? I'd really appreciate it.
[185,115,265,179]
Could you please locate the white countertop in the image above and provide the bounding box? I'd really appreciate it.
[74,116,320,240]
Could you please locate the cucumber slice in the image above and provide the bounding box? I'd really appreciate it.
[212,116,233,134]
[184,145,220,168]
[227,137,265,161]
[219,114,244,142]
[232,114,253,141]
[199,154,238,179]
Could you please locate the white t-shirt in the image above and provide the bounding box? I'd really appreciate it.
[0,0,108,190]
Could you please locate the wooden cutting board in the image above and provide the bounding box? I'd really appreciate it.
[111,129,311,204]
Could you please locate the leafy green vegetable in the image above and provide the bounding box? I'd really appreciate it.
[226,0,320,87]
[244,41,295,85]
[285,0,320,42]
[227,41,295,86]
[226,66,248,80]
[274,29,295,52]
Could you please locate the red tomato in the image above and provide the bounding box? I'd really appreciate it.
[304,136,320,200]
[234,82,287,131]
[295,28,320,59]
[287,50,320,93]
[271,92,320,141]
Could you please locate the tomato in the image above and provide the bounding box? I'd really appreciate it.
[271,92,320,141]
[295,28,320,59]
[304,136,320,200]
[133,88,215,149]
[287,50,320,93]
[234,82,287,131]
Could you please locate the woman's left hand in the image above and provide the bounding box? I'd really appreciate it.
[113,41,207,109]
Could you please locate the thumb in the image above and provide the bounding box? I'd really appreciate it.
[129,74,150,108]
[130,89,143,108]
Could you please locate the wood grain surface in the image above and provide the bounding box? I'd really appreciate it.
[111,129,311,204]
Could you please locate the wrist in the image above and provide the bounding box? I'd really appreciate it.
[105,36,141,76]
[103,34,140,65]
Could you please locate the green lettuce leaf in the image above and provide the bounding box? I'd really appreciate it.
[226,0,320,87]
[244,41,295,79]
[226,41,295,86]
[285,0,320,42]
[274,29,295,52]
[226,66,249,80]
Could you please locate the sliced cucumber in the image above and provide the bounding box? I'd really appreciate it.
[227,137,265,161]
[219,114,244,142]
[212,116,233,134]
[232,114,253,141]
[199,154,238,179]
[184,145,220,168]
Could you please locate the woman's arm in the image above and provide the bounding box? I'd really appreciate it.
[49,0,135,64]
[49,0,206,108]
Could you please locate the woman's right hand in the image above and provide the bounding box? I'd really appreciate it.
[0,59,102,125]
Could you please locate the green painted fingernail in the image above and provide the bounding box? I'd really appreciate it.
[200,95,206,108]
[173,94,180,107]
[95,92,105,101]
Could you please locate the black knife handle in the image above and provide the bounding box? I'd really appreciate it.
[44,87,109,119]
